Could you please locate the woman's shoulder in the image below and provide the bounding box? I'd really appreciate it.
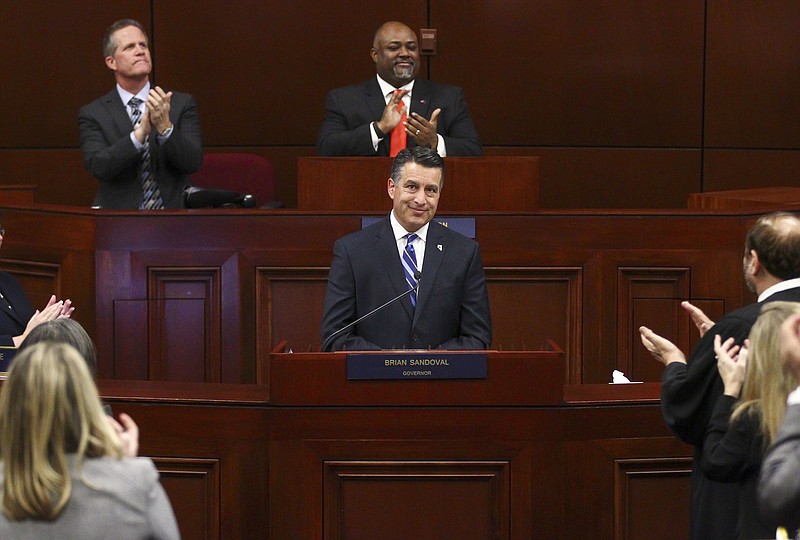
[78,456,160,490]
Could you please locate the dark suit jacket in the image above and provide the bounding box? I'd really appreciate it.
[661,286,800,539]
[317,78,482,157]
[0,271,35,347]
[79,88,203,209]
[759,403,800,535]
[320,217,491,351]
[702,395,772,540]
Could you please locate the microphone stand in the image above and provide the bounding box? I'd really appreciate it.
[321,281,419,352]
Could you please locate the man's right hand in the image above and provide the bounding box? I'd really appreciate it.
[682,300,715,338]
[375,89,409,135]
[133,106,152,144]
[639,325,687,366]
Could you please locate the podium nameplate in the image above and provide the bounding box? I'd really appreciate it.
[0,346,17,373]
[346,351,487,380]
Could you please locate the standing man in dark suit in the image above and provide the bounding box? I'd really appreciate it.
[317,21,481,157]
[639,211,800,540]
[320,147,491,351]
[79,19,202,209]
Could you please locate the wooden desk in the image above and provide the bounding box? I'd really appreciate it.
[0,205,768,387]
[688,186,800,210]
[297,156,540,212]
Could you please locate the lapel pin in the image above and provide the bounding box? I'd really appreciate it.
[437,244,443,251]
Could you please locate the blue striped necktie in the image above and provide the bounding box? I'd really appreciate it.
[128,97,165,209]
[401,233,419,307]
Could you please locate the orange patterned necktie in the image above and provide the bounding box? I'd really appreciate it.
[389,90,407,157]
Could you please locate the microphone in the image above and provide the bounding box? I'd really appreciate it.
[321,272,421,352]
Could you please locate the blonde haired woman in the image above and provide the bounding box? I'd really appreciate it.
[0,342,180,539]
[702,301,800,539]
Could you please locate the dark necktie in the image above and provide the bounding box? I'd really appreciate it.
[128,97,165,209]
[401,233,419,307]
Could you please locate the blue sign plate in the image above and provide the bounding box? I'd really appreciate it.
[347,351,487,380]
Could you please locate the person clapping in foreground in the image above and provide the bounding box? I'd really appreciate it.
[0,342,180,539]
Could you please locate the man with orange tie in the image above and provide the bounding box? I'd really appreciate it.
[317,21,482,157]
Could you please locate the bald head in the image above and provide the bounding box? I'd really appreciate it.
[744,212,800,290]
[371,21,419,88]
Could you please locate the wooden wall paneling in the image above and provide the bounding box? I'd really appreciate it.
[154,457,220,540]
[705,0,800,148]
[483,147,701,209]
[563,436,691,539]
[430,1,704,147]
[324,460,509,540]
[486,267,582,380]
[0,206,97,335]
[101,248,242,382]
[91,380,691,539]
[617,266,690,383]
[147,268,222,382]
[274,435,533,539]
[614,456,693,540]
[702,149,800,193]
[593,247,745,384]
[0,150,96,207]
[108,398,270,540]
[256,267,328,355]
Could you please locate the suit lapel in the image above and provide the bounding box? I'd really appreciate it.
[413,222,445,323]
[103,89,136,137]
[374,218,415,320]
[0,301,23,326]
[365,79,392,156]
[410,79,433,122]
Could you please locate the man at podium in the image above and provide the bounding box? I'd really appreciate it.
[320,147,491,351]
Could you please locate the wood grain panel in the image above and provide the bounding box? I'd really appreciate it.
[0,150,95,207]
[154,457,220,540]
[615,457,693,540]
[148,269,221,382]
[703,149,800,193]
[483,147,701,209]
[705,0,800,148]
[432,1,704,146]
[486,267,581,380]
[617,267,690,382]
[256,267,329,356]
[565,437,692,539]
[324,460,509,540]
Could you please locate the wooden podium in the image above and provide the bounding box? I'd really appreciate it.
[296,156,540,212]
[267,343,565,405]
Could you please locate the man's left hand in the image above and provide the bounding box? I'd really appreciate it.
[406,108,441,148]
[147,86,173,135]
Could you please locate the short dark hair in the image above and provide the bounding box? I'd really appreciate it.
[103,19,148,58]
[19,319,97,375]
[389,147,445,187]
[745,212,800,280]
